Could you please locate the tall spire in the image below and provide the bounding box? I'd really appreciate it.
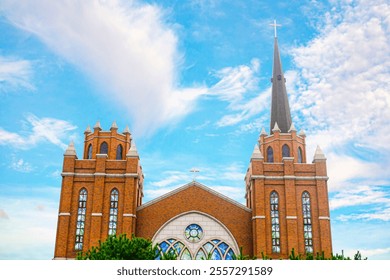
[270,26,292,133]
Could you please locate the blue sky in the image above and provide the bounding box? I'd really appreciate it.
[0,0,389,260]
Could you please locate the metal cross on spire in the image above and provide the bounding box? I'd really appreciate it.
[270,20,282,38]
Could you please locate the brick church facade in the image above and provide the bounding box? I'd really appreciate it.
[54,34,332,260]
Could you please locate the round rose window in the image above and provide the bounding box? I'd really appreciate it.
[184,224,203,243]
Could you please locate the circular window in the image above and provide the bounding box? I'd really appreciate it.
[184,224,203,243]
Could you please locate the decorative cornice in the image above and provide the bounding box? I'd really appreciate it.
[61,172,138,178]
[250,175,329,181]
[319,216,331,220]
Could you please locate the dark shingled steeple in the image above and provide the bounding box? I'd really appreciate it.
[270,35,292,133]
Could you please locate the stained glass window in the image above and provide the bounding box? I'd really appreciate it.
[87,144,92,159]
[108,189,119,236]
[184,224,203,243]
[302,191,313,253]
[282,144,290,157]
[267,146,274,162]
[100,142,108,154]
[196,239,235,260]
[116,144,123,160]
[75,188,87,251]
[298,147,303,163]
[270,191,280,253]
[157,239,190,260]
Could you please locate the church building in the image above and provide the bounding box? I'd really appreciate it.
[54,33,332,260]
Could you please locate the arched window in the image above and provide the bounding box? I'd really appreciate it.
[115,144,123,160]
[108,189,119,236]
[87,144,92,159]
[298,147,303,163]
[195,239,235,260]
[100,142,108,154]
[157,238,235,260]
[282,144,290,158]
[75,188,87,250]
[270,191,280,253]
[302,191,313,253]
[267,146,274,163]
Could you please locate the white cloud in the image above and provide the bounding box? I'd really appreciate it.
[326,153,389,191]
[145,162,246,203]
[359,247,390,259]
[206,58,272,127]
[0,196,58,259]
[0,55,34,92]
[0,114,77,150]
[291,0,390,151]
[0,0,207,136]
[10,157,33,173]
[330,185,390,210]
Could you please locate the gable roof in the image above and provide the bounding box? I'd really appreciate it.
[137,181,251,212]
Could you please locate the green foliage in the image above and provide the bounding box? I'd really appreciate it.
[160,250,178,260]
[77,234,159,260]
[259,248,367,260]
[200,251,213,260]
[232,247,257,260]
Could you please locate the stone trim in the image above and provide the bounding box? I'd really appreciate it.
[58,212,71,216]
[61,172,138,178]
[319,216,331,220]
[252,216,266,220]
[96,154,108,158]
[91,213,103,216]
[286,216,297,219]
[123,213,137,218]
[250,175,329,181]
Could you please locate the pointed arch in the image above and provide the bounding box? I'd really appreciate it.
[302,191,313,253]
[87,144,93,159]
[108,188,119,236]
[270,191,280,253]
[298,147,303,163]
[100,142,108,154]
[75,188,87,250]
[267,146,274,163]
[282,144,290,157]
[116,144,123,160]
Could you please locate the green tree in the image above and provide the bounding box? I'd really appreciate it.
[77,234,159,260]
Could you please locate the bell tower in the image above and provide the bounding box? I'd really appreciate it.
[54,122,144,259]
[245,27,332,259]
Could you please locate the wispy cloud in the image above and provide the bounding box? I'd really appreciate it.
[1,0,207,136]
[0,114,77,150]
[146,162,246,202]
[290,0,390,152]
[330,186,390,210]
[0,55,34,92]
[206,58,272,127]
[10,157,33,173]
